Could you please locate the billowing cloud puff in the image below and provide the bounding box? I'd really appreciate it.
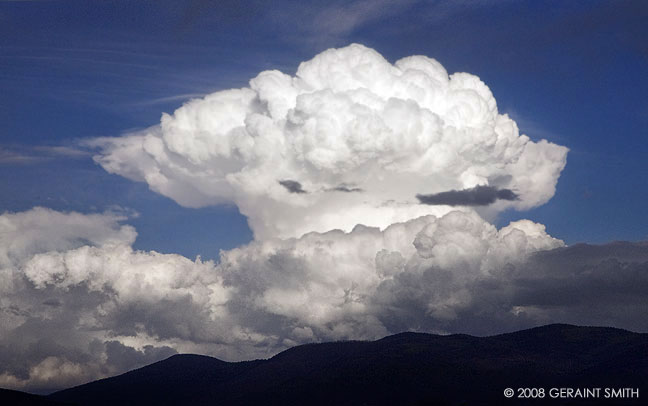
[0,209,245,391]
[0,207,136,295]
[8,208,648,392]
[217,210,565,343]
[90,44,568,240]
[0,207,136,268]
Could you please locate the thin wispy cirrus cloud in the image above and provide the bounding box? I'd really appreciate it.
[268,0,510,46]
[0,43,251,118]
[267,0,417,45]
[126,93,208,107]
[0,145,89,165]
[2,42,647,394]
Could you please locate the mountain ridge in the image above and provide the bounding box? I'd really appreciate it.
[3,324,645,405]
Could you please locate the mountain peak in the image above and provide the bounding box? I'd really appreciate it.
[36,324,646,406]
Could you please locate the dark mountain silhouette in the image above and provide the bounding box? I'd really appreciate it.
[3,324,645,405]
[0,388,70,405]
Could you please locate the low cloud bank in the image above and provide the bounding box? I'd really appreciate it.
[1,208,646,392]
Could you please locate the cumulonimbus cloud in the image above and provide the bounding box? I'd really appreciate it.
[6,45,639,393]
[88,44,568,240]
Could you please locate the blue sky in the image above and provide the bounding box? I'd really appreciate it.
[2,0,647,259]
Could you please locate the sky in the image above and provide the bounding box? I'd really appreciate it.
[1,0,647,394]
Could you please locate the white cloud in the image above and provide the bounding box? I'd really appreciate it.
[0,208,236,390]
[218,210,563,341]
[0,207,136,293]
[0,207,568,390]
[89,44,568,240]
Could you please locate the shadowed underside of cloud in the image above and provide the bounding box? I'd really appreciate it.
[416,185,518,206]
[278,180,307,194]
[330,184,363,193]
[1,208,647,392]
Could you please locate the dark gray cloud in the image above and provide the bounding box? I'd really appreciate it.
[0,280,198,392]
[416,185,518,206]
[104,296,216,342]
[41,299,62,307]
[105,341,176,373]
[373,241,648,336]
[278,180,307,194]
[329,184,363,193]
